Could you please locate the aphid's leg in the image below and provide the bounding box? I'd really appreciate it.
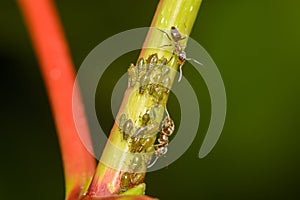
[185,57,203,65]
[157,28,172,41]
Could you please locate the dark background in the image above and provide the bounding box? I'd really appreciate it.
[1,0,300,199]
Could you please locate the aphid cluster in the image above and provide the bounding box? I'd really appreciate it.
[118,109,176,192]
[119,53,177,192]
[159,26,202,81]
[128,53,172,105]
[117,106,160,141]
[117,110,159,192]
[118,113,134,140]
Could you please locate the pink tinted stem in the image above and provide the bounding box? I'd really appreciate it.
[17,0,96,199]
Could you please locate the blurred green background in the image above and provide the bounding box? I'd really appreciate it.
[1,0,300,199]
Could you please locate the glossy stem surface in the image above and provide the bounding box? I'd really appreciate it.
[17,0,96,199]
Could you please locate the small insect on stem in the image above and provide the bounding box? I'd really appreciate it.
[120,171,146,192]
[158,26,203,82]
[147,108,175,168]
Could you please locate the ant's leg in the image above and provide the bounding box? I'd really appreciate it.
[147,144,161,168]
[164,107,170,118]
[180,41,187,49]
[153,142,163,148]
[167,55,174,64]
[179,24,188,47]
[147,154,159,168]
[179,36,187,42]
[184,22,188,38]
[147,145,168,168]
[157,28,172,41]
[159,43,173,56]
[178,64,184,82]
[166,50,176,64]
[178,23,188,42]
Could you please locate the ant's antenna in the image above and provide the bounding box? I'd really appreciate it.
[186,57,203,65]
[178,58,203,82]
[178,65,183,82]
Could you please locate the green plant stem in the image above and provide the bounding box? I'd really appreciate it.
[86,0,202,197]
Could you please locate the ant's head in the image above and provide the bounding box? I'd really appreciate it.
[178,51,186,62]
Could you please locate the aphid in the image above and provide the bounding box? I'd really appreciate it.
[118,113,127,128]
[146,53,158,71]
[149,107,156,119]
[161,75,171,88]
[131,122,159,139]
[147,109,175,168]
[148,84,156,95]
[159,26,202,82]
[160,64,170,76]
[130,136,156,153]
[119,171,146,193]
[141,113,150,126]
[131,173,145,185]
[123,119,134,140]
[151,73,163,85]
[160,57,168,66]
[120,172,131,192]
[139,72,150,94]
[154,90,164,104]
[130,137,142,153]
[131,155,143,172]
[128,64,138,87]
[136,57,145,74]
[149,83,162,97]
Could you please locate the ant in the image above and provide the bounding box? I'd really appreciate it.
[147,108,175,168]
[158,26,202,82]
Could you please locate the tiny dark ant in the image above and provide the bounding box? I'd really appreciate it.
[158,26,202,82]
[147,108,175,168]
